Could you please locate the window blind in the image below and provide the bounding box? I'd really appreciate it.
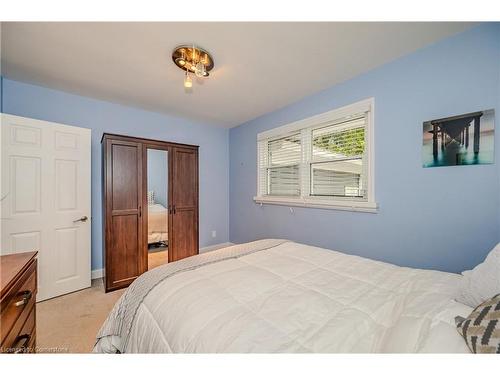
[309,115,367,199]
[259,133,301,196]
[268,165,300,196]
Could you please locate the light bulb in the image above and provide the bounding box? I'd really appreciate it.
[184,72,192,88]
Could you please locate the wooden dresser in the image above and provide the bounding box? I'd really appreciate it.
[0,252,38,354]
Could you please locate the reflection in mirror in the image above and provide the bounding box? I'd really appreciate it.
[147,149,168,270]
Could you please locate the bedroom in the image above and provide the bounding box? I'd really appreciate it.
[1,1,499,373]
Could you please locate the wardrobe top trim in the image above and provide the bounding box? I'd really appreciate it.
[101,133,199,149]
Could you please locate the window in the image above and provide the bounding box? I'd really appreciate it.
[267,133,301,196]
[255,98,376,212]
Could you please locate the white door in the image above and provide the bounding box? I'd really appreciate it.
[1,114,91,301]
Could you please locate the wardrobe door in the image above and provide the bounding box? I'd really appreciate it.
[169,146,199,262]
[104,138,145,292]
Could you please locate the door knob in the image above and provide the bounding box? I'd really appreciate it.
[73,216,88,223]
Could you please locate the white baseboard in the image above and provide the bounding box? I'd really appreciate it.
[90,242,234,279]
[91,268,103,280]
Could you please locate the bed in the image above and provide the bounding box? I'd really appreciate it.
[148,203,168,244]
[94,239,472,353]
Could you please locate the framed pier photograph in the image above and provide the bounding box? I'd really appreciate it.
[423,109,495,167]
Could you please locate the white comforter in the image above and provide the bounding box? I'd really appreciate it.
[97,241,472,353]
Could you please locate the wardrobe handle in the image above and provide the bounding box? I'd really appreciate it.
[173,205,176,214]
[139,206,142,217]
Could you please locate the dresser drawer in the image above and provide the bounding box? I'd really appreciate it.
[2,307,36,353]
[0,261,37,344]
[1,252,37,354]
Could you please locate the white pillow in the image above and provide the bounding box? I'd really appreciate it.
[456,242,500,307]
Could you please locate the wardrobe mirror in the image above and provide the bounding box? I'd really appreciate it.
[147,148,169,270]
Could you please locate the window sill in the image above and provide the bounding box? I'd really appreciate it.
[253,196,378,213]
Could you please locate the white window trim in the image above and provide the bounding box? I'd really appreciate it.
[254,98,378,213]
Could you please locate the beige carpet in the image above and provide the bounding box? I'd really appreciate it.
[36,251,167,353]
[36,278,124,353]
[148,250,168,270]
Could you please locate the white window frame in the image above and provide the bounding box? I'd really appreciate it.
[254,98,377,213]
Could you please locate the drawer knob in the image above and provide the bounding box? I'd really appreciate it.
[14,290,32,307]
[12,334,31,353]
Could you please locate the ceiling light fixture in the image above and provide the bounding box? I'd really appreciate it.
[172,44,214,90]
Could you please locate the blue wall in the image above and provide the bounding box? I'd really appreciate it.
[229,23,500,273]
[147,149,168,207]
[2,79,229,270]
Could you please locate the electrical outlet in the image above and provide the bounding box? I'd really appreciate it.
[211,230,217,238]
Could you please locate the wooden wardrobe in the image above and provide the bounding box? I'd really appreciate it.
[101,133,199,292]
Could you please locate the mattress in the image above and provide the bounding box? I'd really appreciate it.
[95,240,472,353]
[148,204,168,243]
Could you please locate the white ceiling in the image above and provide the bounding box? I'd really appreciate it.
[1,22,475,128]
